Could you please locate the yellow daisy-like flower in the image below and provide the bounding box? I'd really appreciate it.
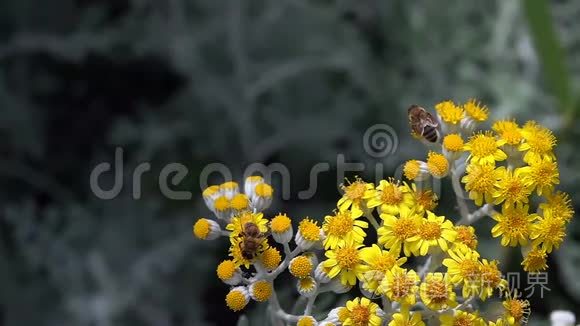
[378,206,421,256]
[519,122,556,163]
[519,159,559,196]
[419,273,457,310]
[443,248,482,298]
[539,191,574,222]
[436,100,464,125]
[501,292,530,325]
[530,209,567,253]
[249,279,273,302]
[338,177,374,212]
[216,260,241,285]
[462,163,501,206]
[408,211,457,256]
[491,203,537,247]
[270,213,293,243]
[225,286,250,312]
[290,255,315,279]
[480,259,506,300]
[389,310,425,326]
[230,193,250,211]
[493,119,523,146]
[342,297,384,326]
[410,183,438,213]
[193,218,219,240]
[229,235,269,268]
[463,99,489,122]
[454,225,478,251]
[365,178,414,215]
[464,131,507,165]
[493,167,533,208]
[298,218,322,242]
[297,316,317,326]
[323,239,366,286]
[359,244,407,292]
[226,211,268,235]
[322,208,368,249]
[260,247,282,271]
[403,160,429,181]
[440,310,485,326]
[426,151,449,178]
[443,133,465,152]
[522,247,548,273]
[380,267,419,306]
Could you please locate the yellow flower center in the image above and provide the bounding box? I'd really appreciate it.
[425,279,448,304]
[214,196,230,212]
[455,226,477,249]
[327,212,354,237]
[468,132,498,158]
[299,219,321,241]
[414,189,438,211]
[453,315,474,326]
[481,263,502,288]
[465,163,495,192]
[373,255,396,272]
[261,248,282,270]
[193,218,211,239]
[225,290,247,311]
[420,221,442,240]
[539,217,565,241]
[502,176,527,204]
[351,305,371,326]
[443,134,465,152]
[298,277,316,291]
[530,160,558,187]
[391,272,415,299]
[251,280,272,302]
[459,259,481,281]
[255,183,273,197]
[393,218,417,240]
[271,214,292,233]
[526,129,556,154]
[427,152,449,177]
[545,192,573,221]
[504,299,529,323]
[501,128,523,145]
[290,256,314,278]
[230,193,249,210]
[404,160,421,180]
[381,183,403,205]
[522,248,547,272]
[435,100,464,124]
[216,260,236,280]
[335,247,360,270]
[502,209,529,236]
[464,99,489,122]
[297,317,315,326]
[344,181,366,201]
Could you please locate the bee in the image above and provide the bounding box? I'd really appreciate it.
[408,105,441,143]
[238,222,267,260]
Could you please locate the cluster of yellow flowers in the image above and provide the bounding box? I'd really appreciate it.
[192,100,573,326]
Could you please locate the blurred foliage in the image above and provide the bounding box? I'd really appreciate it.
[0,0,579,325]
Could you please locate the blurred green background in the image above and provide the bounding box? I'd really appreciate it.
[0,0,579,325]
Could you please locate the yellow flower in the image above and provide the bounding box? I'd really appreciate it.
[380,267,419,306]
[436,100,464,125]
[440,310,485,326]
[443,248,482,298]
[342,297,384,326]
[338,177,374,212]
[480,259,506,300]
[426,151,449,178]
[193,218,221,240]
[522,247,548,273]
[297,316,317,326]
[462,163,501,206]
[464,131,507,165]
[419,273,457,310]
[322,208,368,249]
[378,206,421,256]
[530,209,567,253]
[454,225,478,251]
[463,99,489,122]
[365,178,414,215]
[389,310,425,326]
[493,167,533,208]
[270,213,293,243]
[491,203,537,247]
[261,247,282,271]
[216,260,241,285]
[297,276,318,297]
[296,218,322,249]
[501,291,530,325]
[540,191,574,222]
[443,133,465,152]
[519,121,556,163]
[226,211,268,236]
[519,159,559,196]
[408,212,457,256]
[323,239,366,286]
[403,160,429,181]
[230,193,250,211]
[492,119,523,146]
[359,244,407,293]
[290,255,315,279]
[225,286,250,311]
[249,280,273,302]
[410,183,438,213]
